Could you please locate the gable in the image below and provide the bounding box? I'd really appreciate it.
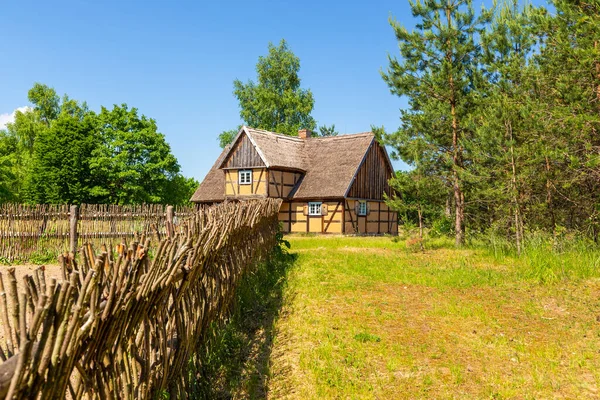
[346,141,393,200]
[222,132,265,169]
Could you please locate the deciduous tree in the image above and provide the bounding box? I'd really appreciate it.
[219,40,316,146]
[91,104,182,204]
[25,104,100,204]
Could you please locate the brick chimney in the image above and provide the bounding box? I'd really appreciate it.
[298,129,312,139]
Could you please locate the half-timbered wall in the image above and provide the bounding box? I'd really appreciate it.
[344,200,397,235]
[268,170,303,198]
[347,142,393,200]
[278,201,344,234]
[222,134,265,169]
[277,200,396,234]
[224,169,267,197]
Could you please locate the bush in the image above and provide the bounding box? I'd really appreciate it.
[429,216,454,238]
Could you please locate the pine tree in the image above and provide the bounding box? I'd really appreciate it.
[466,0,538,253]
[530,0,600,237]
[382,0,492,246]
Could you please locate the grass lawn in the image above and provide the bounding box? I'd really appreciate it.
[266,236,600,399]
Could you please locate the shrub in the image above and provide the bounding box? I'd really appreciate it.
[429,216,454,238]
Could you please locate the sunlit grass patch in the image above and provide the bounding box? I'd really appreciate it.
[267,235,600,399]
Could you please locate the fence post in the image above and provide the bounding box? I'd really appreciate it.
[166,205,174,237]
[70,205,79,254]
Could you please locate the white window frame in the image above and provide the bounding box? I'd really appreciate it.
[358,201,367,216]
[308,202,322,216]
[238,170,252,185]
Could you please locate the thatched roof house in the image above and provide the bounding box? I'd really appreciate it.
[191,126,397,234]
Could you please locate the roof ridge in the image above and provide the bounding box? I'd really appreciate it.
[246,128,305,142]
[247,127,374,141]
[312,132,374,141]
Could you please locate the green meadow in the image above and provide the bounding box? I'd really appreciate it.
[262,236,600,399]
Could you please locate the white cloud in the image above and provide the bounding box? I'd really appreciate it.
[0,106,31,130]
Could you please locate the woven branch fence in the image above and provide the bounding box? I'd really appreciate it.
[0,204,198,262]
[0,198,282,399]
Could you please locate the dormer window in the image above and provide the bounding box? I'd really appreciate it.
[239,170,252,185]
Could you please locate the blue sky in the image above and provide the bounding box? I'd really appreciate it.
[1,0,548,181]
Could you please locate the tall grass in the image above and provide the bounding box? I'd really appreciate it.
[475,230,600,283]
[191,239,296,398]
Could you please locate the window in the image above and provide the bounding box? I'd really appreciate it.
[239,170,252,185]
[308,202,322,216]
[358,201,367,216]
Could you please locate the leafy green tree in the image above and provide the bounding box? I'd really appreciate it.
[25,104,100,204]
[0,131,19,202]
[162,175,200,205]
[1,83,195,205]
[382,0,492,246]
[0,84,62,201]
[91,104,182,204]
[27,83,60,125]
[219,39,316,146]
[218,126,241,149]
[317,124,338,137]
[0,110,41,201]
[370,125,387,146]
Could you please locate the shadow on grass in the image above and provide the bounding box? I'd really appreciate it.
[193,249,297,399]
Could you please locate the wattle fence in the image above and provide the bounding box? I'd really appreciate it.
[0,198,282,399]
[0,203,199,262]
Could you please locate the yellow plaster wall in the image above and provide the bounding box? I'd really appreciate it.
[224,168,267,197]
[278,200,395,235]
[344,200,397,235]
[308,217,322,233]
[289,202,307,233]
[268,170,302,198]
[322,202,343,233]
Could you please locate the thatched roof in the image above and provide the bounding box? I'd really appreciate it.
[189,147,227,203]
[190,126,387,202]
[293,133,375,199]
[222,128,310,171]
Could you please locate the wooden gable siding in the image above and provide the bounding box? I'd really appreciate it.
[223,133,265,169]
[347,142,392,200]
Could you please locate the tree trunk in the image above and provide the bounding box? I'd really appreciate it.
[446,5,465,247]
[418,205,423,239]
[545,155,556,234]
[507,120,522,255]
[445,194,451,218]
